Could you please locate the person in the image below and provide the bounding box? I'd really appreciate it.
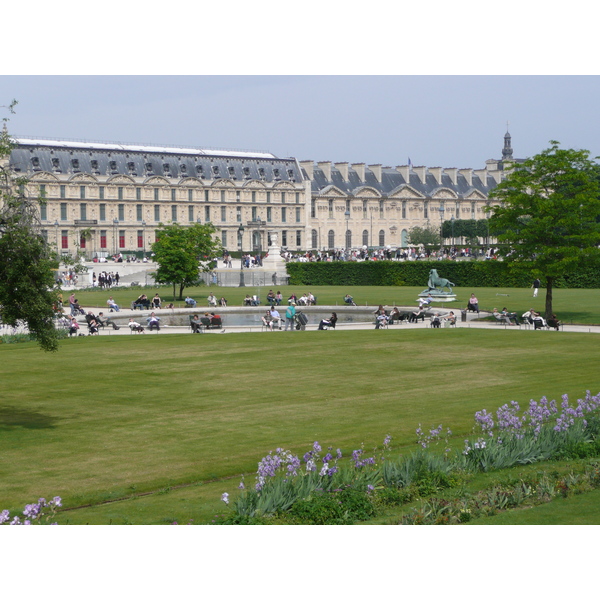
[373,305,386,317]
[269,306,282,330]
[467,293,479,313]
[84,311,100,334]
[190,314,203,333]
[419,294,433,309]
[547,314,561,330]
[531,310,547,330]
[207,293,217,307]
[288,293,297,305]
[389,307,402,324]
[275,291,283,306]
[97,312,120,330]
[266,289,276,305]
[219,297,227,307]
[344,294,356,306]
[307,292,316,305]
[209,312,221,327]
[146,312,161,331]
[106,296,120,312]
[409,307,424,323]
[444,311,456,326]
[318,312,337,330]
[185,296,197,308]
[492,307,512,325]
[430,313,442,328]
[261,309,274,330]
[243,294,252,306]
[128,318,145,333]
[134,294,150,309]
[297,294,308,306]
[532,278,541,298]
[501,307,520,325]
[284,302,296,331]
[375,312,389,329]
[68,316,80,336]
[522,308,536,325]
[69,292,77,316]
[152,294,162,309]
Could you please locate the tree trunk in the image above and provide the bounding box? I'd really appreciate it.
[172,283,176,302]
[178,283,186,300]
[544,276,554,320]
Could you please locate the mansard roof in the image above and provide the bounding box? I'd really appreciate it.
[9,138,304,184]
[310,162,499,199]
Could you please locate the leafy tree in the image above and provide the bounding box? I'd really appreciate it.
[151,222,222,300]
[487,141,600,318]
[0,103,61,351]
[406,225,440,249]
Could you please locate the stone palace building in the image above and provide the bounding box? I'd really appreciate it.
[4,129,516,257]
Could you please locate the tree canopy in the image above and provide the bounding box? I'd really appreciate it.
[151,222,222,299]
[406,224,440,249]
[0,104,61,351]
[487,141,600,318]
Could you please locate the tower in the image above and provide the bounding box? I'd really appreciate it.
[502,127,513,161]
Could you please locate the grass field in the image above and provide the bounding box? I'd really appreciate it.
[2,325,600,524]
[70,285,600,324]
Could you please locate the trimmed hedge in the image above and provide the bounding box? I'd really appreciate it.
[286,259,600,288]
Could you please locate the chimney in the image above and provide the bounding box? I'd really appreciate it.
[299,160,314,179]
[444,168,458,185]
[351,163,365,182]
[474,169,488,187]
[334,162,349,182]
[317,161,332,181]
[489,170,503,185]
[459,168,473,187]
[395,165,410,182]
[412,166,427,184]
[485,159,500,171]
[368,164,382,182]
[429,167,442,185]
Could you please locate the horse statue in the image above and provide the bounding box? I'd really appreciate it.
[427,269,455,294]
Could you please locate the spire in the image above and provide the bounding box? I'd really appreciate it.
[502,123,513,161]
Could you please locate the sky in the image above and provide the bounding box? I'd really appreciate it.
[3,75,600,169]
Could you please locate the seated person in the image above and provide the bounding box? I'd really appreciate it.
[146,312,161,331]
[209,312,222,327]
[307,292,316,305]
[134,294,151,309]
[128,318,145,333]
[107,296,120,312]
[389,307,404,323]
[522,309,535,324]
[261,310,274,330]
[318,312,337,330]
[547,314,561,330]
[409,308,424,323]
[251,295,260,306]
[275,291,283,306]
[430,313,442,328]
[467,293,479,313]
[269,307,282,329]
[266,290,276,305]
[419,294,433,309]
[97,312,120,330]
[207,293,217,307]
[190,314,203,333]
[185,296,197,308]
[243,294,252,306]
[444,311,457,326]
[492,308,512,324]
[375,313,389,329]
[152,294,162,309]
[343,294,356,306]
[501,307,520,325]
[219,297,227,307]
[85,311,100,334]
[530,310,547,329]
[288,293,297,305]
[68,317,80,336]
[297,294,308,306]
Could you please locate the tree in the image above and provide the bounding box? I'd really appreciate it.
[151,222,223,300]
[487,141,600,318]
[0,103,61,351]
[406,225,440,250]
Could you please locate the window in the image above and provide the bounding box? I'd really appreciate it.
[328,230,335,248]
[281,192,286,204]
[296,192,300,204]
[80,234,86,249]
[221,230,227,247]
[60,185,66,199]
[188,205,194,222]
[267,207,272,222]
[136,188,142,200]
[311,199,316,218]
[154,188,160,201]
[379,230,385,247]
[345,229,352,248]
[221,206,227,222]
[100,230,107,249]
[251,206,257,221]
[424,201,429,219]
[118,204,125,221]
[282,230,287,246]
[39,184,46,198]
[252,191,257,203]
[171,205,178,222]
[379,200,384,215]
[221,190,226,202]
[363,200,367,216]
[188,189,193,201]
[118,187,124,200]
[60,203,67,221]
[311,229,318,248]
[99,186,105,200]
[205,205,210,222]
[154,205,160,222]
[236,190,240,202]
[61,231,68,249]
[236,206,241,222]
[100,204,106,221]
[136,205,143,221]
[296,230,301,247]
[40,204,47,221]
[119,230,125,249]
[137,230,144,249]
[205,189,209,202]
[80,186,86,199]
[295,207,301,223]
[281,207,287,223]
[80,203,87,220]
[41,230,48,242]
[328,199,333,216]
[171,189,176,202]
[402,201,407,219]
[362,230,369,247]
[471,202,476,218]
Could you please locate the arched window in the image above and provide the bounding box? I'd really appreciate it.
[362,230,369,247]
[328,229,335,249]
[345,229,352,248]
[401,229,408,247]
[379,229,385,247]
[311,229,318,249]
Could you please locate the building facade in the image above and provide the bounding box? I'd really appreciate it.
[6,133,515,257]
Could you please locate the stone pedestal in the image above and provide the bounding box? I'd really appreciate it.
[261,231,288,284]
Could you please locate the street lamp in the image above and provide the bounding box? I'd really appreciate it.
[54,220,59,249]
[344,209,350,259]
[238,223,245,287]
[439,205,445,251]
[451,216,455,250]
[142,221,146,260]
[113,219,118,256]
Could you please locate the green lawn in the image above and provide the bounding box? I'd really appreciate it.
[71,284,600,324]
[2,328,600,524]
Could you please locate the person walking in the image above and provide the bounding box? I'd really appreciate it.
[532,278,541,297]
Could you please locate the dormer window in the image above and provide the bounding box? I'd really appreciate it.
[91,159,99,173]
[273,168,280,179]
[71,159,80,171]
[52,158,61,172]
[212,165,220,178]
[31,156,40,170]
[228,166,236,178]
[145,162,153,173]
[243,166,250,179]
[258,167,265,179]
[163,163,170,175]
[109,160,118,173]
[287,169,294,179]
